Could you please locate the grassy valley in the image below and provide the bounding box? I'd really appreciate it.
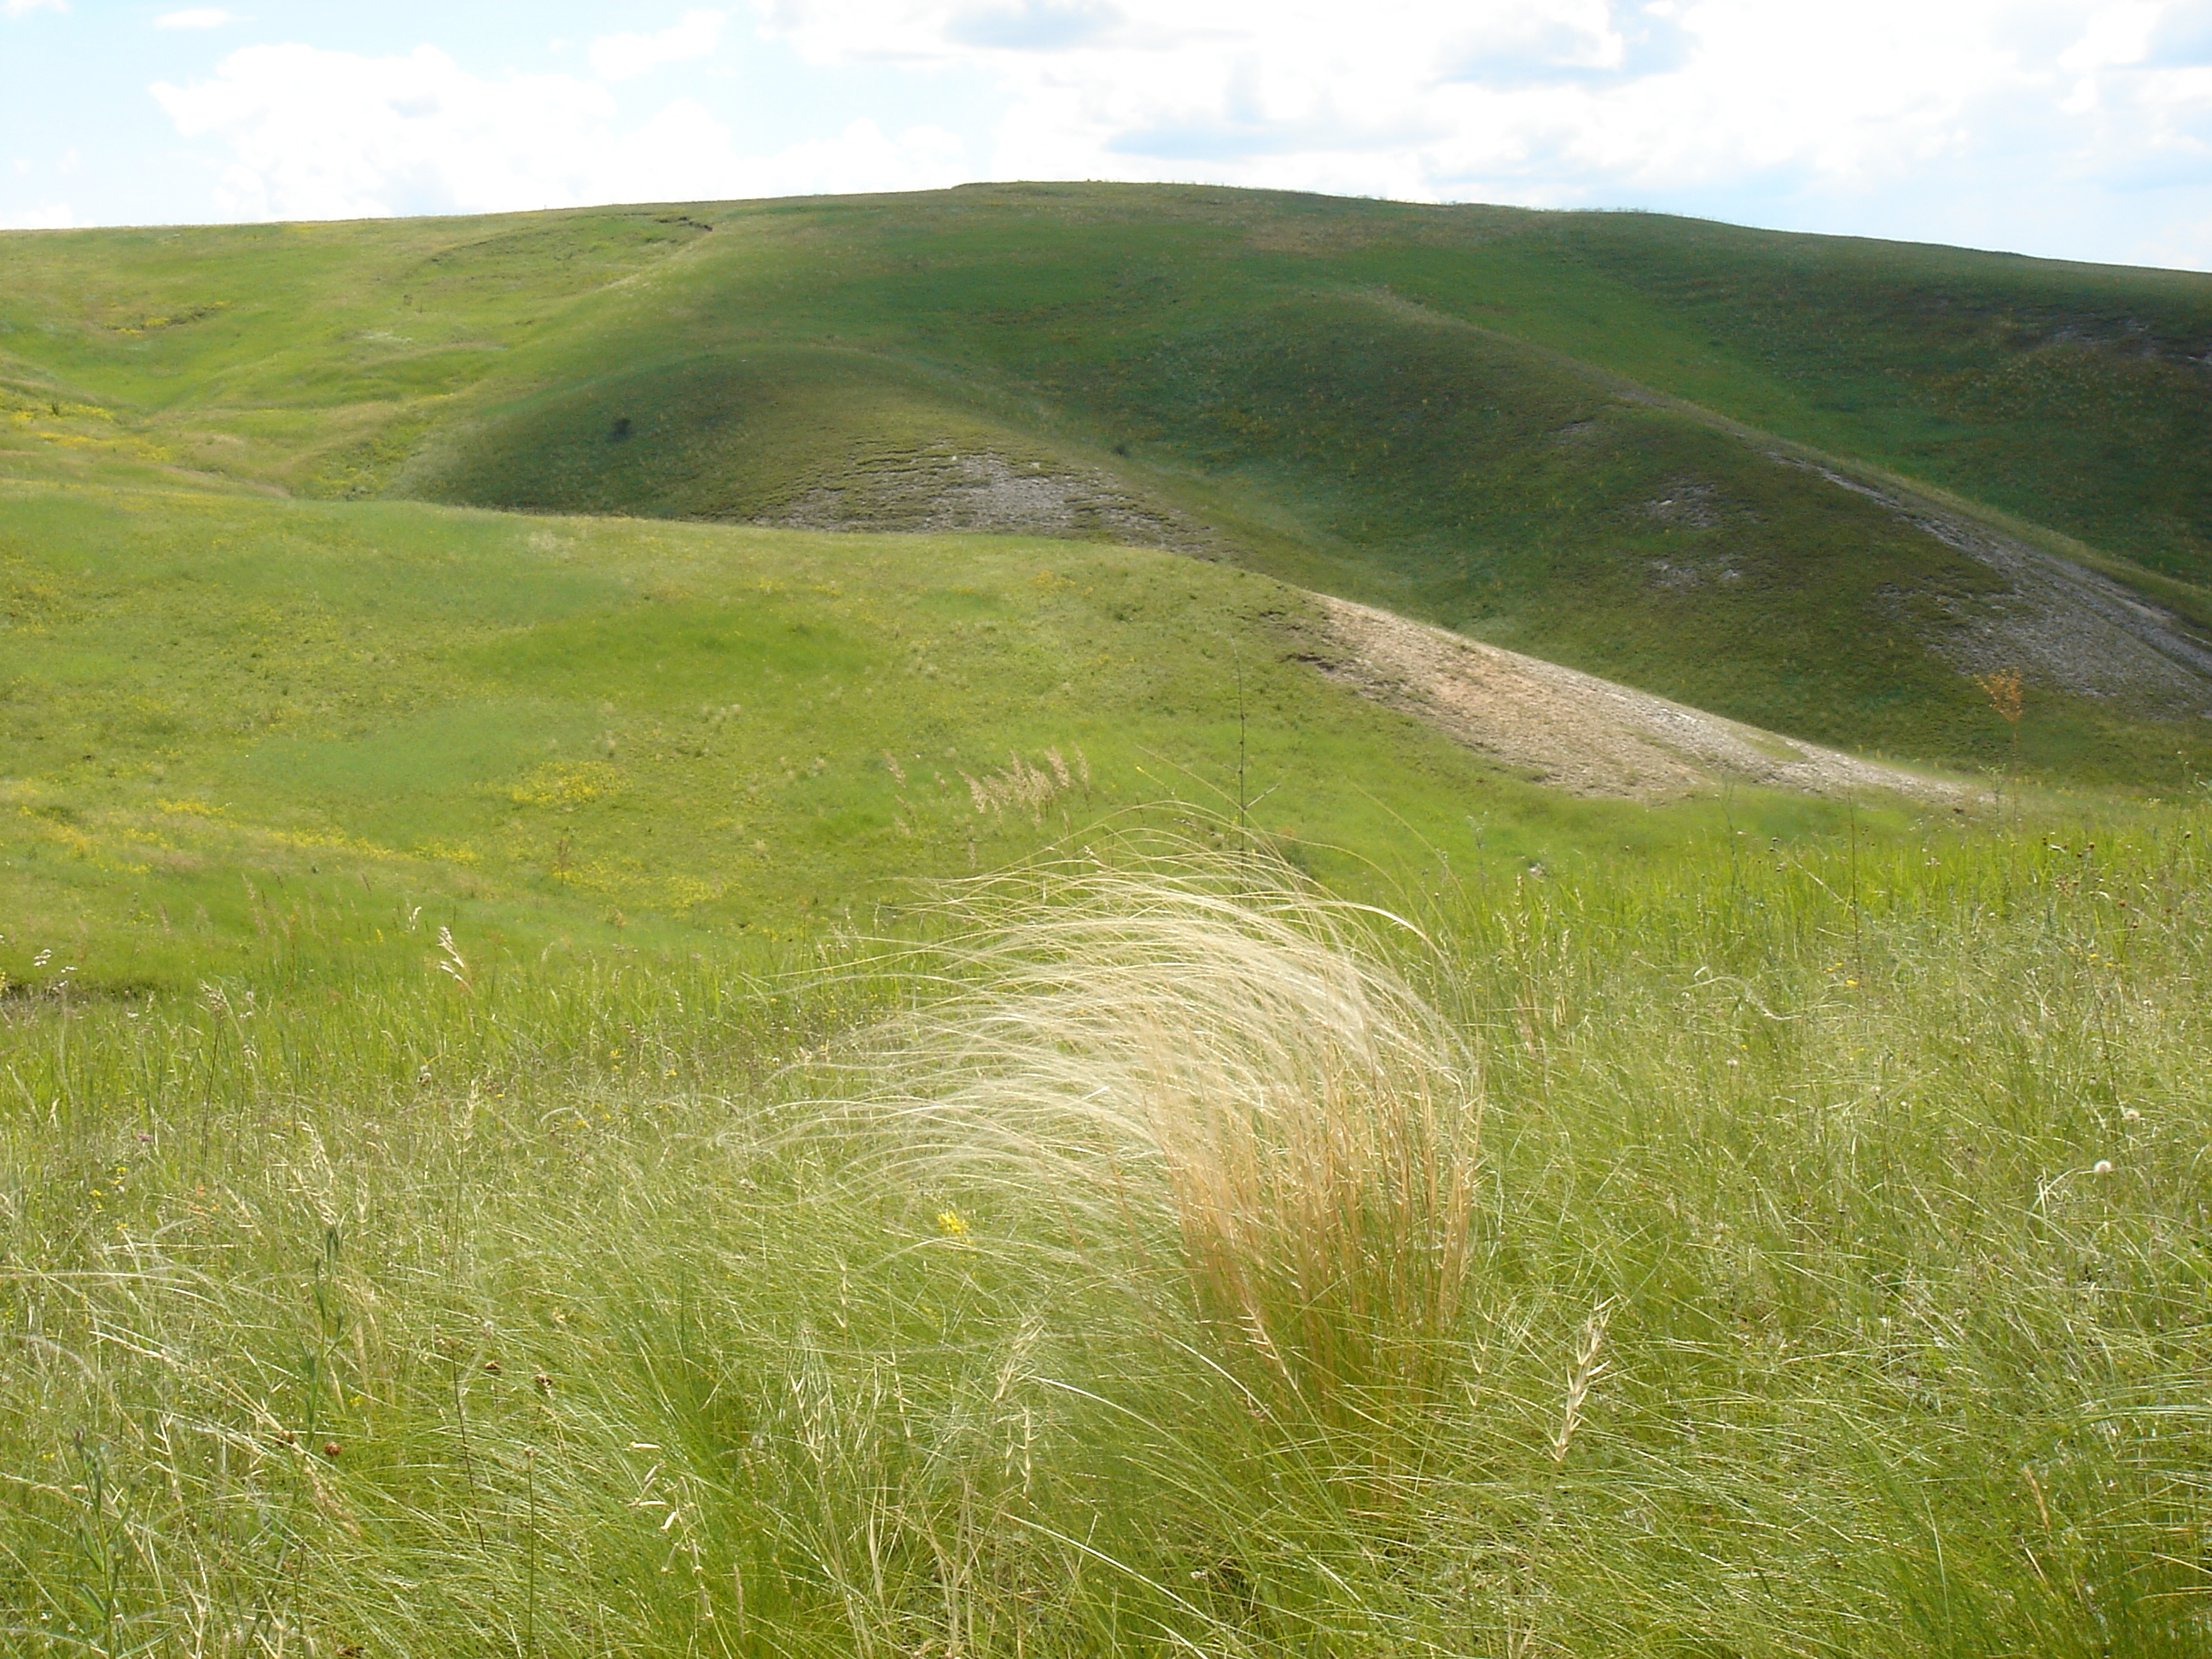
[3,185,2211,1656]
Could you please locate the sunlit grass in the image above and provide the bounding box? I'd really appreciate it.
[3,467,1935,998]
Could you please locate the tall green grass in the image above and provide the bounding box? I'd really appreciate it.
[5,806,2209,1656]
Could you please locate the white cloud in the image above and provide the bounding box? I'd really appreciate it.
[2,0,67,18]
[154,45,620,218]
[590,9,725,80]
[755,0,2042,195]
[2060,2,2163,73]
[125,2,2212,266]
[156,9,245,28]
[152,41,966,220]
[749,0,2212,261]
[0,202,78,228]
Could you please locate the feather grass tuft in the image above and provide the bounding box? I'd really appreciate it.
[799,843,1486,1417]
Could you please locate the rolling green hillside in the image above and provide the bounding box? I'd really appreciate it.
[8,465,1888,998]
[7,178,2212,989]
[5,183,2212,789]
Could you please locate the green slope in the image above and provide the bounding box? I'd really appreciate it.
[1411,210,2212,583]
[11,467,1893,997]
[5,183,2212,790]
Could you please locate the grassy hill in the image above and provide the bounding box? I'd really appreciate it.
[6,183,2212,788]
[9,461,1895,998]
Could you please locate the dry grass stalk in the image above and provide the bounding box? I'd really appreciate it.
[806,846,1485,1415]
[958,748,1088,824]
[1976,667,2028,799]
[1550,1298,1614,1465]
[434,925,473,993]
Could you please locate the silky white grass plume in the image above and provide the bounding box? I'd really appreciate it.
[798,846,1486,1413]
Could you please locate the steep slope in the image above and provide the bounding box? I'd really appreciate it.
[1412,209,2212,585]
[5,183,2212,787]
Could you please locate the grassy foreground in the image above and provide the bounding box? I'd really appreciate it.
[5,808,2209,1657]
[6,183,2211,1656]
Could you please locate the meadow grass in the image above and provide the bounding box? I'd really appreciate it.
[5,806,2208,1656]
[800,852,1485,1425]
[8,183,2212,1656]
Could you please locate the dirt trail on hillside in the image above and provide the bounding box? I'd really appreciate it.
[1316,597,1978,805]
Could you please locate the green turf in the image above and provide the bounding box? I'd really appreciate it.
[6,469,1908,998]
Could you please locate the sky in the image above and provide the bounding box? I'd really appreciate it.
[7,2,2212,270]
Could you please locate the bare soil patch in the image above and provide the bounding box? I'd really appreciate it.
[755,451,1223,555]
[1314,596,1977,805]
[1779,458,2212,718]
